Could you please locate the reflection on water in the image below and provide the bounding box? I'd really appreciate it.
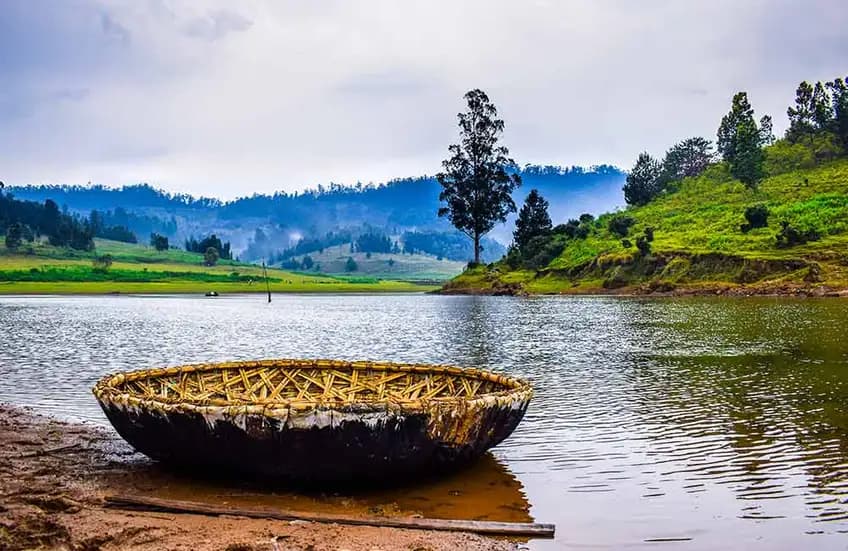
[1,294,847,549]
[103,452,531,525]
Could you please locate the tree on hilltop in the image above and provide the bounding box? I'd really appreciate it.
[513,189,552,252]
[437,89,521,265]
[623,152,662,206]
[659,137,716,185]
[717,92,769,188]
[787,81,832,145]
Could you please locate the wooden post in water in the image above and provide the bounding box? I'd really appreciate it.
[262,260,271,303]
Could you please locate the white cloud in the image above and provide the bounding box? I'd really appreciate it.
[0,0,846,198]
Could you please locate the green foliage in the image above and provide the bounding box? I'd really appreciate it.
[506,157,848,277]
[764,140,816,175]
[186,234,231,260]
[400,231,504,263]
[826,77,848,147]
[203,247,219,266]
[437,89,522,263]
[301,255,314,270]
[775,221,821,248]
[717,92,769,188]
[355,232,393,254]
[731,117,766,187]
[150,233,169,251]
[787,81,832,144]
[521,234,566,270]
[623,152,663,205]
[741,204,769,232]
[4,223,23,250]
[345,256,358,272]
[660,137,715,185]
[91,254,113,272]
[635,234,652,256]
[88,210,136,243]
[608,216,635,237]
[513,189,552,251]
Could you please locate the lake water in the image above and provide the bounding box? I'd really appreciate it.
[1,294,847,549]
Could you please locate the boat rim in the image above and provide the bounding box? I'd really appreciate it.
[92,358,533,414]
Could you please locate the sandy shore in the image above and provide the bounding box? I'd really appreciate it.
[0,404,516,551]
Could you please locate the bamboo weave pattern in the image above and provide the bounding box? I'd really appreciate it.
[108,359,520,406]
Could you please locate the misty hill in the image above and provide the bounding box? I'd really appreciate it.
[8,164,624,266]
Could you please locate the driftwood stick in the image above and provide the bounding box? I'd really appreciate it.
[18,443,81,459]
[104,494,555,538]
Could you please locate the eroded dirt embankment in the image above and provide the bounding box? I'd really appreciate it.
[0,404,515,551]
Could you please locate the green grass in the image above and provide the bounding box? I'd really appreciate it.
[0,240,437,294]
[284,244,466,281]
[446,154,848,295]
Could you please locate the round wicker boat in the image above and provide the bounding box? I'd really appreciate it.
[93,359,532,483]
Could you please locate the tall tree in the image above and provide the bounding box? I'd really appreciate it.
[717,92,768,188]
[660,137,715,184]
[437,89,521,264]
[787,81,833,144]
[812,81,833,130]
[513,189,552,251]
[718,92,756,164]
[150,232,169,251]
[732,117,765,187]
[623,152,662,206]
[826,76,848,147]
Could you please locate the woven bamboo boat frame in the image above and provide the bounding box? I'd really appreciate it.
[93,359,532,414]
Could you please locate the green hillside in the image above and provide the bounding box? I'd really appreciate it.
[0,239,435,294]
[283,243,466,282]
[444,155,848,296]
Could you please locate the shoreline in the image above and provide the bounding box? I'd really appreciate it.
[0,281,440,295]
[437,281,848,298]
[0,404,515,551]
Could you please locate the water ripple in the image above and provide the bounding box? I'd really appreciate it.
[1,294,848,549]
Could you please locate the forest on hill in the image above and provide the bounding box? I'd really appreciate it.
[445,74,848,296]
[7,165,624,268]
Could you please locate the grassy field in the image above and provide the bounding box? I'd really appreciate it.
[0,240,436,294]
[284,243,466,281]
[446,155,848,295]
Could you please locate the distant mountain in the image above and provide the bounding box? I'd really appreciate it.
[8,164,625,265]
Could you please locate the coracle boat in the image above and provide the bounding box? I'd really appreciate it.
[93,359,532,484]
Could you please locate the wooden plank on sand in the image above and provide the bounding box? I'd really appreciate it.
[104,494,555,538]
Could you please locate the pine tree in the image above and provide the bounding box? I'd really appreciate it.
[659,137,715,184]
[717,91,768,188]
[623,152,662,206]
[731,117,765,187]
[437,89,522,264]
[717,92,755,163]
[826,77,848,147]
[786,81,833,144]
[513,189,552,251]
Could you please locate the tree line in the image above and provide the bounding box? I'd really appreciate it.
[623,74,848,206]
[1,184,95,251]
[184,234,232,266]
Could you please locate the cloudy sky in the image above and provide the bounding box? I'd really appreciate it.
[1,1,846,198]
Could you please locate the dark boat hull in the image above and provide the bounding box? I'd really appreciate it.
[99,402,528,484]
[93,359,533,484]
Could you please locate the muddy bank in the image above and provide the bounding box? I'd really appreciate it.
[0,404,518,551]
[440,252,848,297]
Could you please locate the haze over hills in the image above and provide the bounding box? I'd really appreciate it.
[8,164,624,267]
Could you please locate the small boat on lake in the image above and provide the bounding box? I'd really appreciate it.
[93,359,532,484]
